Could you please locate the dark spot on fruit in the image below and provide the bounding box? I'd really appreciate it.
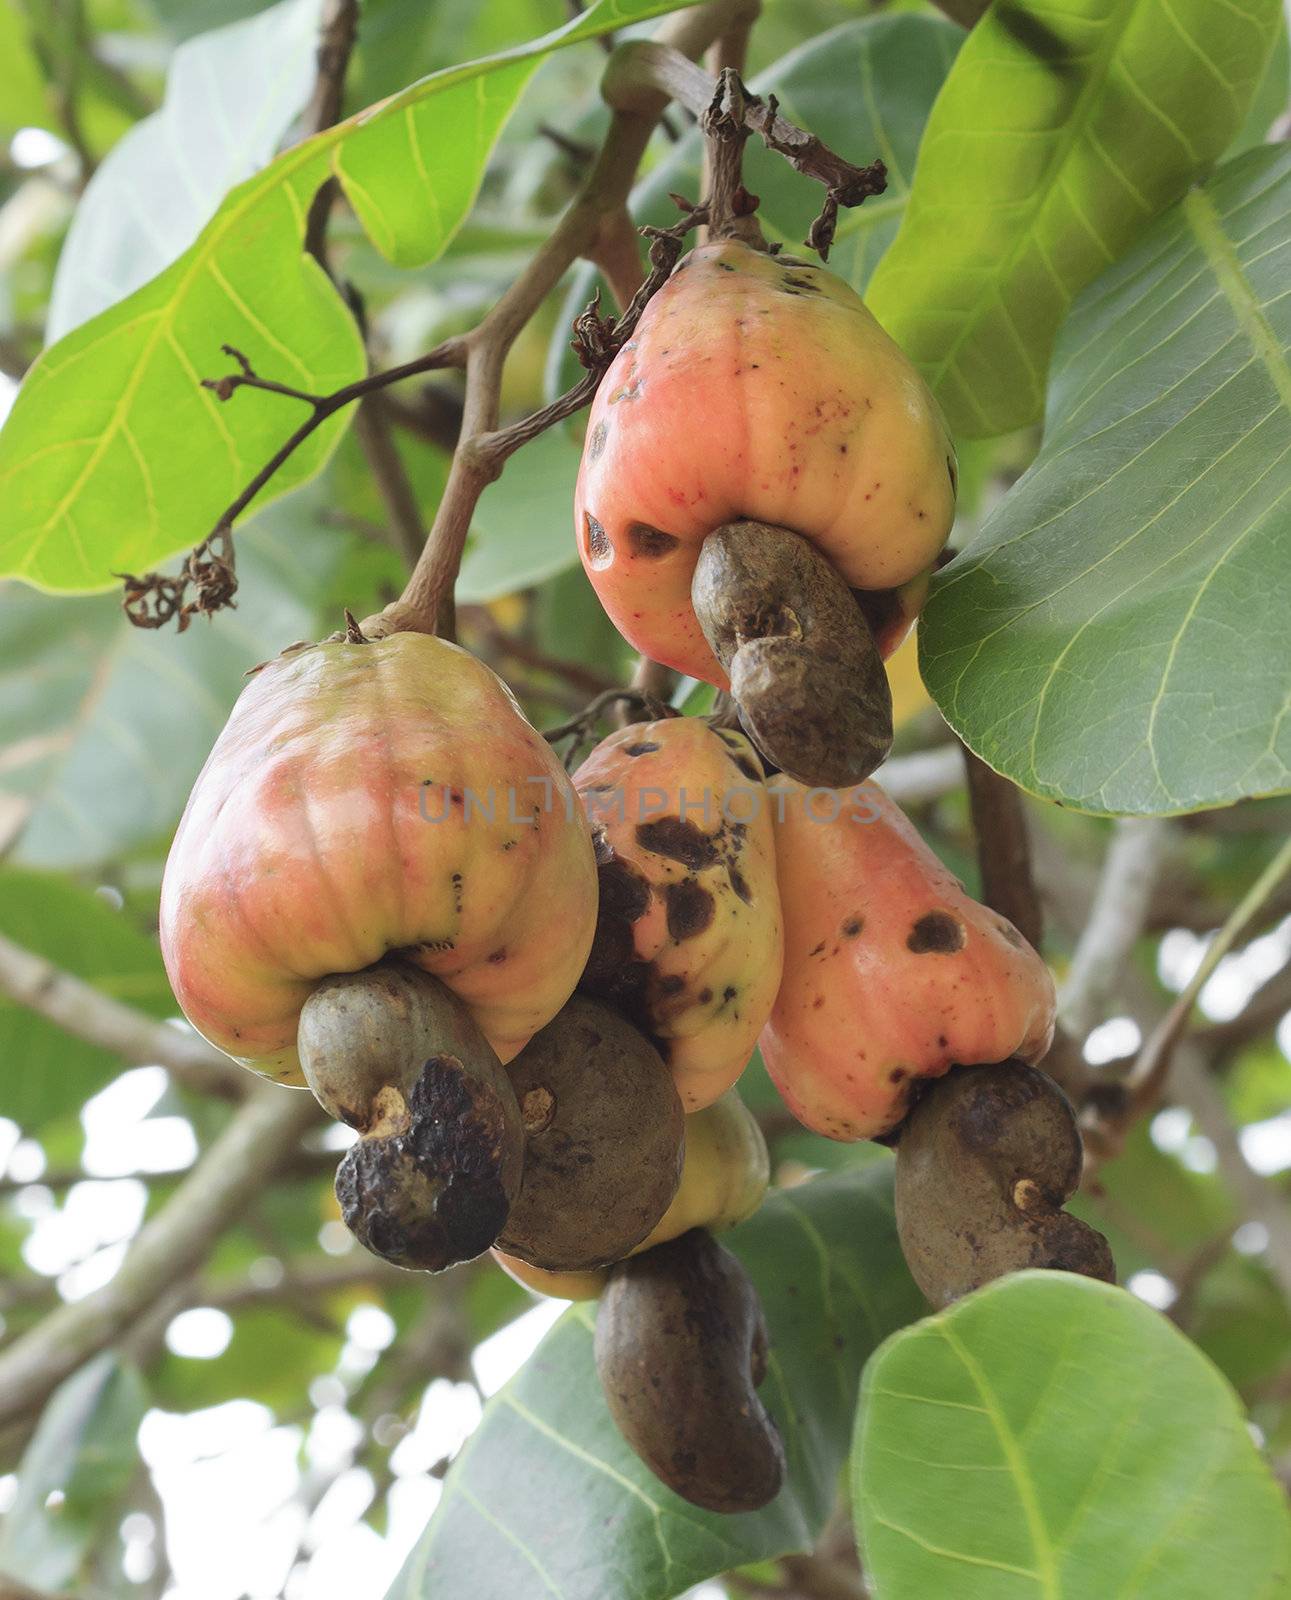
[729,867,752,904]
[890,1067,907,1084]
[628,522,680,559]
[698,987,713,1005]
[585,513,612,568]
[636,817,719,870]
[488,948,507,964]
[716,261,736,272]
[666,880,715,941]
[451,872,463,913]
[588,420,608,461]
[722,985,737,1004]
[813,996,824,1009]
[842,917,863,939]
[996,918,1025,948]
[809,941,826,958]
[907,912,967,954]
[659,974,685,996]
[624,741,661,757]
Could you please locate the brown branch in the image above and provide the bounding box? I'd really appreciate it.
[605,41,886,257]
[0,931,246,1100]
[0,1087,322,1429]
[123,0,896,638]
[351,397,427,569]
[961,746,1044,950]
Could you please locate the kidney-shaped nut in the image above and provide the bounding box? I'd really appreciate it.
[575,718,783,1110]
[575,238,955,688]
[161,632,596,1084]
[494,1086,769,1299]
[692,520,893,787]
[297,962,524,1272]
[761,778,1056,1141]
[496,996,684,1273]
[595,1228,785,1513]
[895,1061,1115,1308]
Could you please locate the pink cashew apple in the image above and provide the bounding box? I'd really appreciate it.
[573,716,782,1110]
[760,778,1055,1141]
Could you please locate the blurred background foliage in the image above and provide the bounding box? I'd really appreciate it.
[0,0,1289,1597]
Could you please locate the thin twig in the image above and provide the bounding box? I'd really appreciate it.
[0,931,246,1100]
[0,1087,321,1429]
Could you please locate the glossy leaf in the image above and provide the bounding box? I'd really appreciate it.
[920,145,1291,815]
[854,1272,1291,1598]
[0,0,694,592]
[0,867,177,1128]
[48,0,327,341]
[0,1353,148,1590]
[390,1165,924,1600]
[866,0,1281,438]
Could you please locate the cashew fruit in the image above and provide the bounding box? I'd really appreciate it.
[760,779,1056,1140]
[496,996,685,1272]
[574,717,783,1109]
[299,962,523,1271]
[895,1061,1115,1307]
[595,1228,785,1513]
[494,1086,768,1299]
[160,632,597,1083]
[574,238,955,690]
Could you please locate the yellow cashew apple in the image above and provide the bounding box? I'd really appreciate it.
[574,237,956,686]
[494,1087,769,1299]
[761,778,1055,1141]
[160,633,597,1083]
[573,717,783,1109]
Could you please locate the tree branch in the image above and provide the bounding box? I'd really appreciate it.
[123,0,892,638]
[1059,818,1169,1038]
[0,931,246,1100]
[961,746,1044,950]
[0,1087,321,1429]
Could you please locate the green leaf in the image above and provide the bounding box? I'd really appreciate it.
[390,1165,924,1600]
[866,0,1282,439]
[545,13,961,399]
[0,501,352,869]
[47,0,328,341]
[0,0,695,593]
[919,144,1291,816]
[0,866,177,1128]
[0,2,56,137]
[0,1353,148,1591]
[854,1272,1291,1599]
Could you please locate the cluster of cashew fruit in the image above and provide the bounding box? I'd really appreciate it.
[161,235,1111,1520]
